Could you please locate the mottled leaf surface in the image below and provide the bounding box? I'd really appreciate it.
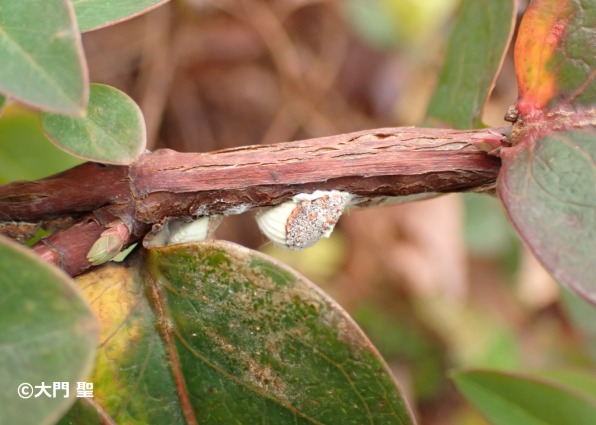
[68,254,185,425]
[0,0,88,115]
[498,129,596,304]
[65,241,414,424]
[515,0,596,114]
[500,0,596,305]
[72,0,170,32]
[0,236,98,425]
[425,0,516,129]
[453,370,596,425]
[41,84,146,165]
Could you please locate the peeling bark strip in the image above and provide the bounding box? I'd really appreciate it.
[0,126,503,277]
[131,127,502,222]
[131,127,502,196]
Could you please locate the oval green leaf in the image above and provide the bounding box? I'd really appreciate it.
[0,236,99,425]
[425,0,516,129]
[515,0,596,114]
[65,241,415,424]
[498,129,596,305]
[72,0,170,33]
[453,370,596,425]
[0,0,88,115]
[40,84,147,165]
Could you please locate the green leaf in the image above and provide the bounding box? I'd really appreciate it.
[514,0,596,114]
[0,236,99,425]
[498,129,596,305]
[0,107,83,185]
[0,95,6,117]
[463,193,520,259]
[560,285,596,359]
[0,0,88,115]
[72,0,170,32]
[345,0,459,49]
[425,0,516,129]
[113,242,138,262]
[67,241,414,425]
[537,370,596,401]
[453,370,596,425]
[56,399,104,425]
[41,84,146,165]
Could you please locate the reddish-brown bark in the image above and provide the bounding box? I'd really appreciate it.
[0,126,504,276]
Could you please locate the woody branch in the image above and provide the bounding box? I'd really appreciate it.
[0,126,503,277]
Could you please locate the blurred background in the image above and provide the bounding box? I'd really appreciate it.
[3,0,596,424]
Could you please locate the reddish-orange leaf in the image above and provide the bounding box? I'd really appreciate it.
[515,0,571,114]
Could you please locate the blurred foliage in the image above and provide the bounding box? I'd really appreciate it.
[424,0,515,129]
[261,231,349,284]
[0,104,83,246]
[463,193,521,275]
[0,104,83,184]
[345,0,459,49]
[561,286,596,360]
[453,370,596,425]
[414,297,521,371]
[353,304,447,401]
[538,369,596,401]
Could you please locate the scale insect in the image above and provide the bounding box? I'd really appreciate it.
[256,190,352,250]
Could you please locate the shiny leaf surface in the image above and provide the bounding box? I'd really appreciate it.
[0,0,88,115]
[425,0,516,129]
[0,236,98,425]
[64,241,414,424]
[499,128,596,305]
[41,84,146,165]
[453,370,596,425]
[72,0,170,32]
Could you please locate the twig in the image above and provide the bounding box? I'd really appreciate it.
[0,126,502,277]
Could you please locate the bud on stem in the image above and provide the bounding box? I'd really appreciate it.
[87,221,130,266]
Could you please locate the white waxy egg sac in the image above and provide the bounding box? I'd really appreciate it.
[166,216,222,245]
[256,191,352,250]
